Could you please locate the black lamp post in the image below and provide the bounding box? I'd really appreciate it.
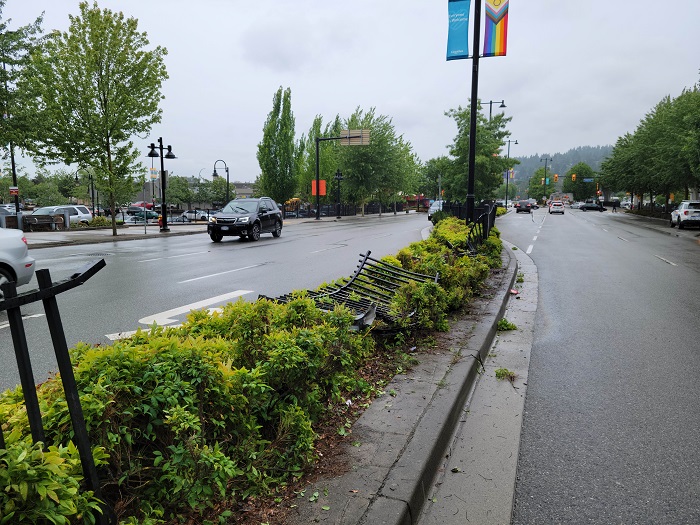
[212,160,230,204]
[541,157,552,203]
[148,138,176,232]
[486,99,506,121]
[334,169,343,219]
[505,139,518,208]
[74,168,96,217]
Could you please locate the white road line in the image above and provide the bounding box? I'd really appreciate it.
[602,228,609,232]
[138,289,253,325]
[654,255,678,266]
[618,236,629,242]
[532,236,538,241]
[178,264,260,283]
[0,313,45,331]
[139,250,210,263]
[526,245,534,254]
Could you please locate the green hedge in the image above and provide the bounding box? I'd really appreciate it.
[0,217,502,524]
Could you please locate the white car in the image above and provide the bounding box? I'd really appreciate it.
[670,200,700,229]
[548,201,565,214]
[0,227,36,298]
[31,205,92,225]
[428,200,444,221]
[181,209,210,221]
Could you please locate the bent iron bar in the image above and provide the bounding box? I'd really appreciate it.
[0,259,115,525]
[263,251,439,329]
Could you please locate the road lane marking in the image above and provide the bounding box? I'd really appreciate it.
[526,245,534,254]
[178,264,261,283]
[654,255,677,266]
[0,313,45,331]
[532,236,538,241]
[138,289,254,325]
[139,250,210,263]
[618,236,629,242]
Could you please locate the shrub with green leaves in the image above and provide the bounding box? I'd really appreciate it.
[0,216,504,524]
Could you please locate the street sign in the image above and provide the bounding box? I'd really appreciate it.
[583,178,594,183]
[9,186,18,196]
[339,129,370,146]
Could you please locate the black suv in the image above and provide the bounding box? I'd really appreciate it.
[207,197,283,243]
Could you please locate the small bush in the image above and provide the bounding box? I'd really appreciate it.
[497,318,518,331]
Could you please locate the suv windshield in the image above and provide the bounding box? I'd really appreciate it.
[222,200,258,213]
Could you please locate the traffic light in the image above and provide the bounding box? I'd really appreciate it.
[571,173,576,182]
[554,174,559,182]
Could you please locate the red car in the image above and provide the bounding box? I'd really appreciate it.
[131,201,154,209]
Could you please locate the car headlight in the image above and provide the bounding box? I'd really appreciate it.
[209,217,217,224]
[239,217,249,223]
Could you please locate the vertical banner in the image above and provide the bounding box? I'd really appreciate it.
[509,168,515,179]
[446,0,471,61]
[483,0,509,57]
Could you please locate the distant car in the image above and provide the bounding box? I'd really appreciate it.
[570,201,584,209]
[670,200,700,229]
[579,201,606,212]
[207,197,283,242]
[514,200,532,213]
[31,205,92,224]
[132,210,160,221]
[181,209,210,221]
[131,201,154,210]
[0,227,35,298]
[548,201,565,214]
[428,200,444,221]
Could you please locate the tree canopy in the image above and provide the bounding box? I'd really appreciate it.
[19,1,168,233]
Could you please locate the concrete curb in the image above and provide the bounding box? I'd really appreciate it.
[285,248,518,525]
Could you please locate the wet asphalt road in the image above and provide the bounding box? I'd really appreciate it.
[500,209,700,524]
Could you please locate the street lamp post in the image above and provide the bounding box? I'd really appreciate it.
[541,156,552,204]
[505,139,518,208]
[74,168,96,217]
[334,169,343,219]
[148,138,176,232]
[212,160,230,204]
[486,99,506,121]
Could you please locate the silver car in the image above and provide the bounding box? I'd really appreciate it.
[31,205,92,225]
[0,227,36,297]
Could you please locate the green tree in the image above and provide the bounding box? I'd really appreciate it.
[256,86,297,203]
[20,1,168,235]
[165,175,194,208]
[563,162,596,202]
[444,101,514,204]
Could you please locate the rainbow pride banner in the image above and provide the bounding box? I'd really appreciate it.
[483,0,508,57]
[446,0,471,61]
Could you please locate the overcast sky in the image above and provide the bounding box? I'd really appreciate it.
[5,0,700,183]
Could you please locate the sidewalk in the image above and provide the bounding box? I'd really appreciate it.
[23,221,209,248]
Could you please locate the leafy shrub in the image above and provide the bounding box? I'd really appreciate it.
[0,214,505,524]
[89,216,110,227]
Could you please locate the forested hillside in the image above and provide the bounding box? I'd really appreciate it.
[512,145,613,182]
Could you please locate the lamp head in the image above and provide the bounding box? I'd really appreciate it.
[499,100,506,108]
[212,169,218,178]
[147,143,159,158]
[515,140,519,145]
[165,145,176,159]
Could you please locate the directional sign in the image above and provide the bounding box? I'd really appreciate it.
[339,129,370,146]
[583,178,594,183]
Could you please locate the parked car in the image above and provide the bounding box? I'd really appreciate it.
[207,197,283,242]
[181,209,210,221]
[0,227,35,298]
[514,200,532,213]
[670,200,700,229]
[31,205,92,224]
[131,201,154,210]
[428,200,444,221]
[132,210,160,221]
[570,201,584,209]
[579,201,606,212]
[548,201,565,214]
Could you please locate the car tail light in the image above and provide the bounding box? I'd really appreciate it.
[21,236,28,245]
[684,210,689,216]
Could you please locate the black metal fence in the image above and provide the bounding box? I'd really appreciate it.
[0,260,115,524]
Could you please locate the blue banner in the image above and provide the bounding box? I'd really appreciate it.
[447,0,471,61]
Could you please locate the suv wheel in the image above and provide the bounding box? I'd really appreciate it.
[678,219,684,229]
[210,232,223,243]
[272,221,282,238]
[670,218,676,228]
[249,223,261,241]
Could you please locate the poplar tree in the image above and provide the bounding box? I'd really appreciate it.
[256,86,296,203]
[20,1,168,235]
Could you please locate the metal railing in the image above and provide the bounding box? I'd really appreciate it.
[0,260,114,524]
